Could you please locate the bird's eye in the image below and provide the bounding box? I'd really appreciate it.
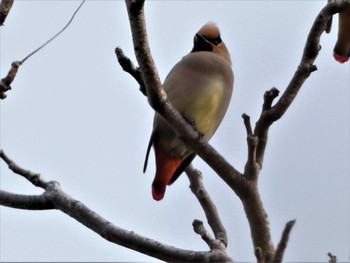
[209,36,222,46]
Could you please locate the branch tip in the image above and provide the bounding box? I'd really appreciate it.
[115,46,146,96]
[242,113,253,136]
[0,150,49,189]
[186,165,228,247]
[310,64,318,72]
[328,252,337,263]
[0,61,22,99]
[262,87,280,111]
[272,219,296,263]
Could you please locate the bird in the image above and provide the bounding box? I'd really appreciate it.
[143,22,234,201]
[333,7,350,63]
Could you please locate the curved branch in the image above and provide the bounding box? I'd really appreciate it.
[328,252,337,263]
[186,165,228,249]
[0,150,232,262]
[272,220,296,263]
[254,0,350,167]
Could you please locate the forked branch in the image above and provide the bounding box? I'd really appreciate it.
[0,150,232,262]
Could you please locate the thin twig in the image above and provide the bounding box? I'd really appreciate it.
[0,0,86,99]
[21,0,86,63]
[328,252,337,263]
[186,165,228,248]
[0,149,50,189]
[242,114,260,180]
[272,220,296,263]
[192,219,215,248]
[115,47,146,96]
[0,150,232,262]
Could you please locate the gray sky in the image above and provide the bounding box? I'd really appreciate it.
[0,1,349,262]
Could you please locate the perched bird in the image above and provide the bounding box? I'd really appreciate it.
[333,7,350,63]
[143,22,234,201]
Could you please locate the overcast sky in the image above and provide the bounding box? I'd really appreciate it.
[0,1,349,262]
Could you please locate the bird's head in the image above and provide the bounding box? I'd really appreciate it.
[191,22,231,64]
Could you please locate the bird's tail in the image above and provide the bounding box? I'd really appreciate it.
[152,146,182,201]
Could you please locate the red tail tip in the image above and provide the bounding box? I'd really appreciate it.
[152,187,165,201]
[333,51,349,63]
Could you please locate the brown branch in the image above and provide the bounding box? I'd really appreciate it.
[272,220,296,263]
[186,165,228,249]
[115,47,146,96]
[0,1,85,99]
[0,190,54,210]
[0,149,50,189]
[0,61,21,99]
[0,0,13,26]
[0,150,232,262]
[328,252,337,263]
[192,219,215,248]
[254,0,350,168]
[239,113,275,261]
[240,3,349,259]
[242,114,260,181]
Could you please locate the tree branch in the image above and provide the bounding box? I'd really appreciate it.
[254,0,350,168]
[242,114,260,181]
[0,150,232,262]
[0,0,14,26]
[328,252,337,263]
[272,220,296,263]
[0,61,21,99]
[115,47,146,96]
[192,219,216,249]
[186,165,228,249]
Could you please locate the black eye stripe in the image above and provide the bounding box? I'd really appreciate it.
[208,36,222,45]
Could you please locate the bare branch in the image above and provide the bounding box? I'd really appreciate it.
[328,252,337,263]
[20,0,86,64]
[192,219,215,248]
[186,165,228,248]
[0,149,50,189]
[262,87,280,112]
[242,114,260,180]
[0,0,14,26]
[0,61,21,99]
[242,113,253,136]
[254,0,350,168]
[272,220,296,263]
[115,47,146,96]
[0,1,85,99]
[0,150,232,262]
[0,190,54,210]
